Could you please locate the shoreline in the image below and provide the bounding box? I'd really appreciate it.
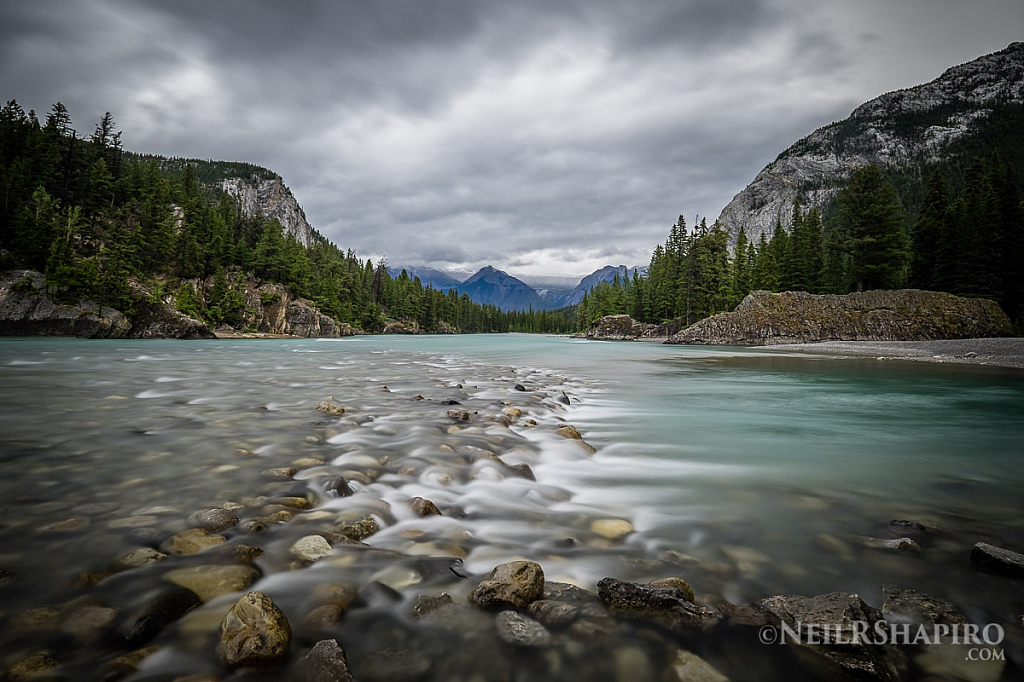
[758,337,1024,370]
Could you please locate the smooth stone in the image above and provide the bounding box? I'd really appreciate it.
[164,565,260,602]
[971,542,1024,575]
[648,577,696,603]
[301,603,346,631]
[161,528,227,555]
[358,648,431,682]
[410,497,441,517]
[590,519,633,540]
[291,535,334,564]
[110,547,168,572]
[217,591,291,669]
[469,561,545,609]
[555,425,582,440]
[665,649,729,682]
[188,508,239,532]
[292,639,355,682]
[12,607,59,631]
[496,610,552,647]
[292,457,324,468]
[276,496,314,510]
[60,605,119,639]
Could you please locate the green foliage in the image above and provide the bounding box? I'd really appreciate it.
[174,283,202,319]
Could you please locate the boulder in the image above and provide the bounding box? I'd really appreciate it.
[218,591,292,669]
[469,561,545,609]
[586,314,657,341]
[760,592,903,681]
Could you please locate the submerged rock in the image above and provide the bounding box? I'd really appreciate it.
[337,515,380,541]
[469,561,545,609]
[118,587,202,645]
[446,408,472,421]
[410,497,441,517]
[495,610,552,646]
[291,639,354,682]
[856,536,921,552]
[590,519,633,540]
[160,528,227,555]
[218,591,292,669]
[324,476,354,497]
[881,584,968,625]
[527,600,580,629]
[4,651,60,681]
[665,649,729,682]
[164,565,261,602]
[358,648,431,682]
[316,399,346,415]
[110,547,167,572]
[970,542,1024,575]
[555,425,582,440]
[411,593,454,620]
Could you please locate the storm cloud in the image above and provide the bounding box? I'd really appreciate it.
[2,0,1021,284]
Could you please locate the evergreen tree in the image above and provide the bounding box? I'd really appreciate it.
[910,170,950,289]
[835,165,909,291]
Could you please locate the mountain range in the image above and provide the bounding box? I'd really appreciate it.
[388,264,644,311]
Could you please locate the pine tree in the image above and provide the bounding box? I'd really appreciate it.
[910,171,950,289]
[836,165,909,291]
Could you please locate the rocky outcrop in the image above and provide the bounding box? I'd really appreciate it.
[586,314,655,340]
[238,280,356,338]
[667,289,1012,346]
[128,281,215,339]
[0,270,131,338]
[223,174,315,247]
[716,42,1024,245]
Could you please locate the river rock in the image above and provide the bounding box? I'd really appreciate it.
[111,547,168,572]
[760,592,902,681]
[239,520,267,533]
[292,535,333,564]
[446,408,471,421]
[160,528,227,555]
[358,648,431,682]
[410,497,441,517]
[555,425,582,440]
[118,587,202,645]
[218,591,291,669]
[410,593,454,620]
[527,600,580,629]
[164,565,260,602]
[324,476,354,497]
[856,536,921,552]
[888,519,927,534]
[60,605,119,639]
[101,645,161,681]
[590,519,633,540]
[291,639,354,682]
[665,649,729,682]
[970,542,1024,575]
[337,515,379,541]
[316,399,346,415]
[301,604,346,632]
[648,577,695,603]
[188,508,239,532]
[469,561,545,609]
[13,606,59,631]
[586,314,657,341]
[496,610,552,646]
[597,578,718,634]
[5,651,59,681]
[262,467,298,481]
[881,584,968,625]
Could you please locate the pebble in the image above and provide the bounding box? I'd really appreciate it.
[590,519,634,540]
[291,535,334,564]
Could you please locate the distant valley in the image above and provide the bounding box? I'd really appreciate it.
[389,264,645,311]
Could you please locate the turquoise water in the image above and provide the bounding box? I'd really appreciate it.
[0,334,1022,680]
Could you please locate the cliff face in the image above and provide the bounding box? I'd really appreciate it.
[0,271,131,338]
[233,277,357,338]
[666,290,1013,346]
[586,314,681,341]
[716,42,1024,244]
[222,175,316,247]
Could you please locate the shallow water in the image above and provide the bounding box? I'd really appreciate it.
[0,335,1022,681]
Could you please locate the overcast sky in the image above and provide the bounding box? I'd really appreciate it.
[1,1,1021,285]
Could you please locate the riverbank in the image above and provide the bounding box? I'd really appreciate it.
[762,337,1024,370]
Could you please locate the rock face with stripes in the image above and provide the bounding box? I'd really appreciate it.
[223,174,316,247]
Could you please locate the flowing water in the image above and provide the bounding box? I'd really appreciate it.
[0,335,1022,681]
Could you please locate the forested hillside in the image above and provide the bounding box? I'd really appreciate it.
[0,101,575,334]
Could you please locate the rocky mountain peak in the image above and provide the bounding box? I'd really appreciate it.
[716,42,1024,246]
[222,174,315,247]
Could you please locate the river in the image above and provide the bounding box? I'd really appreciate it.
[0,334,1021,681]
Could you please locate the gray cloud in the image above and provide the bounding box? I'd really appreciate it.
[2,0,1022,281]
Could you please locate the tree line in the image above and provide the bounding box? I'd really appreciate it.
[578,160,1023,329]
[0,101,575,334]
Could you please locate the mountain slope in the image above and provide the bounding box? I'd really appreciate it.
[561,265,644,306]
[458,266,547,311]
[388,266,462,291]
[716,42,1024,244]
